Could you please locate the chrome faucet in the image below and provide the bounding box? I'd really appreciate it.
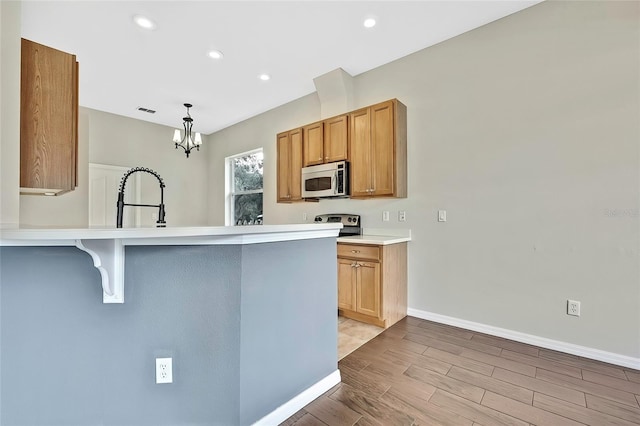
[116,167,166,228]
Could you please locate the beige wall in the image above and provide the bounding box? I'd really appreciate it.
[0,1,21,228]
[86,108,209,227]
[1,0,208,227]
[207,1,640,358]
[207,93,321,225]
[19,107,209,227]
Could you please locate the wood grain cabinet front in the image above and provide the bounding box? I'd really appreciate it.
[20,38,79,195]
[349,99,407,198]
[302,114,348,167]
[337,242,407,328]
[276,128,303,202]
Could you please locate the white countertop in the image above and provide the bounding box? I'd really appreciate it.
[337,235,411,245]
[0,224,342,246]
[0,224,343,304]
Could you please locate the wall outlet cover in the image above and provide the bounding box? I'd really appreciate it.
[156,357,173,384]
[567,300,581,317]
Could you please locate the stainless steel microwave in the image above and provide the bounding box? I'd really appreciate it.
[301,161,349,198]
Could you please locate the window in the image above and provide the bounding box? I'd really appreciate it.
[227,149,263,225]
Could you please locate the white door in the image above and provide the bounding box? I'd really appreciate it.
[88,163,141,228]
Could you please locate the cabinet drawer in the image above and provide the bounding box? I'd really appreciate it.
[337,243,380,261]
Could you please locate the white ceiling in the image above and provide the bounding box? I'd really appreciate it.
[21,1,541,134]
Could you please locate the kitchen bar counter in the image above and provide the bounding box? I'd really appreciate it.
[1,224,342,304]
[0,224,342,425]
[0,223,342,246]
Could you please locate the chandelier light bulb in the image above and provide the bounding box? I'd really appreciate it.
[173,129,181,143]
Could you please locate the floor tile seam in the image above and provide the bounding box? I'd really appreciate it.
[427,402,478,426]
[490,368,588,407]
[446,365,535,405]
[538,352,628,379]
[532,392,638,426]
[537,367,638,395]
[499,350,584,376]
[470,335,541,358]
[535,369,640,408]
[454,349,537,377]
[584,394,640,423]
[404,364,488,404]
[415,331,505,356]
[444,389,529,424]
[429,389,490,426]
[422,346,497,377]
[578,375,640,396]
[480,390,585,426]
[384,348,454,375]
[415,321,475,338]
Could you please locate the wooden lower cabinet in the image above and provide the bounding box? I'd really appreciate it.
[337,242,407,328]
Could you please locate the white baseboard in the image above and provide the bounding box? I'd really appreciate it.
[407,308,640,370]
[252,369,341,426]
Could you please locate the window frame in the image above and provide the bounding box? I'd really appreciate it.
[225,148,264,226]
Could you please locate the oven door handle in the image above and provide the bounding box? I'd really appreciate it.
[332,173,337,195]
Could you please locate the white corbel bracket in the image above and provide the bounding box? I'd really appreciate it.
[75,239,125,303]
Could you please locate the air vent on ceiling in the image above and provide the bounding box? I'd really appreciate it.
[137,107,156,114]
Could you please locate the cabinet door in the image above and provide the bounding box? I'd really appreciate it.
[303,122,324,167]
[356,262,380,318]
[277,129,303,202]
[337,258,356,311]
[348,108,371,197]
[370,100,395,196]
[289,128,303,201]
[21,38,78,194]
[324,115,348,163]
[277,132,291,202]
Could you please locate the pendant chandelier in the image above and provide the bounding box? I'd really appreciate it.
[173,103,202,158]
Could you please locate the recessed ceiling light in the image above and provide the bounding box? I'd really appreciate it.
[133,15,156,30]
[363,17,377,28]
[258,74,271,81]
[208,50,224,60]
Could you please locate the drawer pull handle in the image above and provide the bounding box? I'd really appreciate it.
[351,250,360,253]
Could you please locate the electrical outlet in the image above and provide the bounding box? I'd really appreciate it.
[156,357,173,384]
[382,211,390,222]
[398,211,406,222]
[567,300,581,317]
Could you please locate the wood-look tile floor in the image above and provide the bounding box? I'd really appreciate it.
[282,316,640,426]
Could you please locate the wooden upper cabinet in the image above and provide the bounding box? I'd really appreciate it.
[20,38,79,195]
[303,121,324,166]
[302,114,348,167]
[277,128,303,203]
[349,108,372,198]
[349,99,407,198]
[324,115,348,163]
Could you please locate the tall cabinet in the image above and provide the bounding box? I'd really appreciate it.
[349,99,407,198]
[276,128,303,202]
[20,38,79,195]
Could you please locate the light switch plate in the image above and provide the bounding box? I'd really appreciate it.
[438,210,447,222]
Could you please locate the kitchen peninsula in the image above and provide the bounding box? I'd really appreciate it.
[0,224,342,425]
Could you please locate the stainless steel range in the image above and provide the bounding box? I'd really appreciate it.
[314,214,361,237]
